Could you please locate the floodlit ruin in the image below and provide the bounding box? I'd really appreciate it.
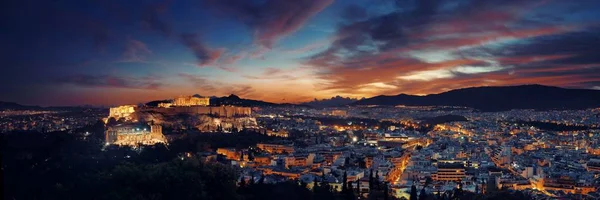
[105,124,167,146]
[104,95,258,146]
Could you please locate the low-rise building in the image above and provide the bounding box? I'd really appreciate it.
[257,143,295,154]
[432,163,466,182]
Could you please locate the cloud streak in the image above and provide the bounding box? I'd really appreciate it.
[178,73,256,97]
[55,74,163,90]
[205,0,333,48]
[180,34,224,66]
[140,0,173,37]
[304,0,599,97]
[120,39,152,62]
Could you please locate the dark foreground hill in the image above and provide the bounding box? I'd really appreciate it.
[352,85,600,111]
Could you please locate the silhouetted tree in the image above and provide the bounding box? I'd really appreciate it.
[375,170,380,189]
[452,183,463,200]
[300,180,308,189]
[313,177,335,200]
[425,177,433,187]
[356,180,360,195]
[419,187,427,200]
[369,169,374,190]
[342,171,348,192]
[359,160,367,169]
[486,177,497,194]
[106,117,118,126]
[347,180,356,200]
[248,150,255,161]
[410,185,418,200]
[239,177,246,188]
[383,182,389,200]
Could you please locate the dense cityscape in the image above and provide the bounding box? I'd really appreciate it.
[3,93,600,200]
[3,0,600,199]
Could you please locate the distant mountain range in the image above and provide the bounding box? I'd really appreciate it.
[0,102,98,111]
[0,102,41,110]
[352,85,600,111]
[4,85,600,111]
[206,85,600,110]
[301,96,360,108]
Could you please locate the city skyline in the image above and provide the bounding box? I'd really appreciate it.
[2,0,600,106]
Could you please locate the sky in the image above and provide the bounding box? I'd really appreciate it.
[1,0,600,106]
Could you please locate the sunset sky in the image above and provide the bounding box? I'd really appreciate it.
[2,0,600,106]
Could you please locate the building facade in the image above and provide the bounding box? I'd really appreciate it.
[433,163,466,182]
[173,96,210,106]
[109,105,136,120]
[257,143,295,154]
[105,124,166,146]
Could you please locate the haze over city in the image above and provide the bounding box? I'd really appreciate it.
[2,0,600,106]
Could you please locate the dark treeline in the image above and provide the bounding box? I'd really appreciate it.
[170,130,280,152]
[1,121,278,200]
[2,120,533,200]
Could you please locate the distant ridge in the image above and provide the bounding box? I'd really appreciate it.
[6,85,600,110]
[0,102,41,110]
[145,100,171,107]
[210,94,301,107]
[351,85,600,111]
[301,96,359,108]
[0,102,97,111]
[209,94,271,106]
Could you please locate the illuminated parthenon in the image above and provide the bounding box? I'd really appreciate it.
[107,95,251,120]
[159,96,210,108]
[104,95,255,134]
[109,105,137,121]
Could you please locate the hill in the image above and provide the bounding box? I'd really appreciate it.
[0,102,42,110]
[210,94,278,107]
[301,96,359,108]
[145,100,172,107]
[352,85,600,111]
[0,101,98,111]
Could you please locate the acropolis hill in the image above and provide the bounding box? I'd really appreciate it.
[105,95,257,133]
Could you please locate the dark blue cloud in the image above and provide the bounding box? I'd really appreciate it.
[54,74,163,90]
